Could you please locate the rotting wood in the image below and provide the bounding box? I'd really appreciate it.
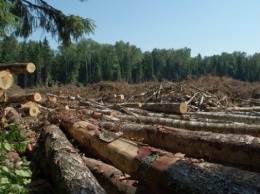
[7,92,42,103]
[83,157,153,194]
[0,63,36,73]
[60,116,260,194]
[42,125,106,194]
[0,70,13,90]
[98,121,260,171]
[114,114,260,136]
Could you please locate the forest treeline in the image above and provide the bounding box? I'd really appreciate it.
[0,35,259,88]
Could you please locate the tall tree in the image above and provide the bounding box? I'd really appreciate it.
[1,0,95,45]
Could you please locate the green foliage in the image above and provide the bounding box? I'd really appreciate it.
[0,125,31,194]
[1,0,95,45]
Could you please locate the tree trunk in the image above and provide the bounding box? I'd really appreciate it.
[0,70,13,90]
[113,102,187,114]
[41,125,106,194]
[83,157,152,194]
[98,121,260,171]
[0,63,36,73]
[7,93,42,103]
[115,114,260,136]
[60,116,260,194]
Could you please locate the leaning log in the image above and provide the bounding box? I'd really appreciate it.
[0,70,13,90]
[7,93,42,103]
[61,116,260,194]
[115,114,260,136]
[42,125,106,194]
[83,157,152,194]
[0,63,36,73]
[99,121,260,171]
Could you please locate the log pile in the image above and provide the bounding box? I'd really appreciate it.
[2,77,260,193]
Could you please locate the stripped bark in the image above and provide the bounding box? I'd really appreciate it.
[60,116,260,194]
[115,114,260,136]
[0,89,7,102]
[42,125,106,194]
[0,63,36,73]
[7,93,42,103]
[0,70,13,90]
[83,157,152,194]
[98,121,260,171]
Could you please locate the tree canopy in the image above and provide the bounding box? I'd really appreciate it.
[0,0,95,45]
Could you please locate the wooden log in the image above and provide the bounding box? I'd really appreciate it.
[186,111,260,124]
[42,125,106,194]
[206,106,260,112]
[19,105,40,117]
[83,157,152,194]
[7,93,42,103]
[98,121,260,171]
[0,70,13,90]
[0,63,36,73]
[60,116,260,194]
[115,114,260,136]
[115,102,187,114]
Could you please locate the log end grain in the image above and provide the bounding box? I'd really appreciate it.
[33,93,42,102]
[26,63,36,73]
[179,102,188,114]
[0,70,13,90]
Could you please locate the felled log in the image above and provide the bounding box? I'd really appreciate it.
[114,102,187,114]
[187,111,260,124]
[0,70,13,90]
[61,116,260,194]
[83,157,152,194]
[7,93,42,103]
[42,125,106,194]
[99,121,260,171]
[206,106,260,112]
[19,105,40,117]
[115,114,260,136]
[0,63,36,73]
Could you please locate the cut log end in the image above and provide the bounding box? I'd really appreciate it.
[26,63,36,73]
[179,102,188,114]
[33,93,42,102]
[0,70,13,90]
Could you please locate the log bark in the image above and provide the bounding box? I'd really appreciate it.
[114,102,187,114]
[83,157,152,194]
[187,111,260,124]
[60,116,260,194]
[0,70,13,90]
[98,121,260,171]
[0,89,7,102]
[42,125,106,194]
[206,106,260,112]
[115,114,260,136]
[7,93,42,103]
[0,63,36,73]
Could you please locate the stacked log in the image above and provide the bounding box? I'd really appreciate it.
[60,116,260,194]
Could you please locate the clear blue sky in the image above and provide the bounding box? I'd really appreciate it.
[30,0,260,57]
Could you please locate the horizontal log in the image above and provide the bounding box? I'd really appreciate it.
[19,105,40,117]
[98,121,260,171]
[60,116,260,194]
[83,157,152,194]
[115,114,260,136]
[0,70,13,90]
[7,93,42,103]
[42,125,106,194]
[0,63,36,73]
[114,102,187,114]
